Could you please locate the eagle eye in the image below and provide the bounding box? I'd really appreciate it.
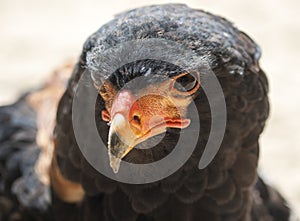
[173,72,199,94]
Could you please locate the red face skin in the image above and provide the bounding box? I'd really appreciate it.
[98,72,200,172]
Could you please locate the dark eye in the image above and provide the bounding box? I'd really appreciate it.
[99,85,107,94]
[174,73,198,93]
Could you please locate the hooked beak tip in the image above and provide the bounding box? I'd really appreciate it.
[109,154,121,173]
[105,91,138,173]
[108,114,134,173]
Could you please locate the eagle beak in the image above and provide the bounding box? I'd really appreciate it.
[105,90,191,173]
[108,113,135,173]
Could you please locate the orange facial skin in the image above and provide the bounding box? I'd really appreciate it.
[98,72,200,172]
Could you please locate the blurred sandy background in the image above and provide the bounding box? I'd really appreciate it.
[0,0,299,215]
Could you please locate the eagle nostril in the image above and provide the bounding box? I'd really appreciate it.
[133,115,141,125]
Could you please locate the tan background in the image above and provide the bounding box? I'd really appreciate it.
[0,0,299,215]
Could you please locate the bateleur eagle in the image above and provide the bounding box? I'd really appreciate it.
[0,4,294,221]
